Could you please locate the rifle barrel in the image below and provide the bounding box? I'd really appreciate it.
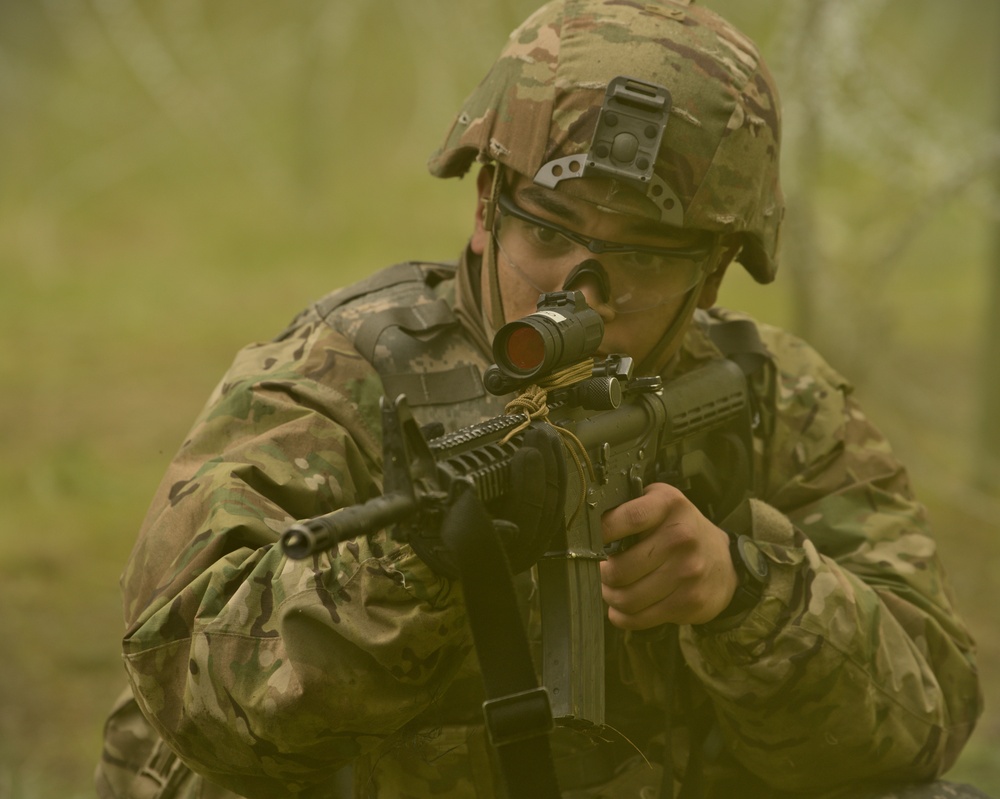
[281,492,417,559]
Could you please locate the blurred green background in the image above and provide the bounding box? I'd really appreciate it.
[2,1,998,796]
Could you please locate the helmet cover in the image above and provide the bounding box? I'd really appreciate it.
[428,0,784,282]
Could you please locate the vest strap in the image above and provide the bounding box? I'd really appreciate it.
[382,365,484,407]
[314,262,428,320]
[354,299,457,361]
[705,314,769,379]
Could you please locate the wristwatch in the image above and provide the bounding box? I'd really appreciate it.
[715,534,769,621]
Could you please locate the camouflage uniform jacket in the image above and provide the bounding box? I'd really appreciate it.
[104,258,982,799]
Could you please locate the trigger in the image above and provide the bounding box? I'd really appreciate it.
[605,467,644,556]
[628,465,644,500]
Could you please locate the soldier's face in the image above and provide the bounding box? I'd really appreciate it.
[472,170,728,374]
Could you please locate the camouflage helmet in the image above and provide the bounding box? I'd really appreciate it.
[428,0,784,283]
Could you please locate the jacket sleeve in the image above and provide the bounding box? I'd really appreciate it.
[660,327,979,791]
[120,315,474,798]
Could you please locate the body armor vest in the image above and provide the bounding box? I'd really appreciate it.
[308,260,510,433]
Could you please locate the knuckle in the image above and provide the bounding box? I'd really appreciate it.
[646,481,684,502]
[614,614,643,632]
[600,559,624,588]
[621,499,657,530]
[670,522,700,550]
[677,553,708,581]
[602,584,641,616]
[601,584,624,610]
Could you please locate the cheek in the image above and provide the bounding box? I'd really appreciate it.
[496,257,545,321]
[603,300,688,367]
[603,316,661,361]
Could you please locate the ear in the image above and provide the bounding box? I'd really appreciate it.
[696,239,740,309]
[469,165,496,256]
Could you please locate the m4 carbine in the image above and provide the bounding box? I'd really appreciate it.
[281,290,754,731]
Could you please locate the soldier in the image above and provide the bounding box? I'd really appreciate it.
[97,1,986,797]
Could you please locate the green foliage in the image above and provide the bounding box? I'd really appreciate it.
[1,1,997,795]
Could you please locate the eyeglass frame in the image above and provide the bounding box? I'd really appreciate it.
[493,190,717,265]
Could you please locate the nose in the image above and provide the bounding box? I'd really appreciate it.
[578,284,616,325]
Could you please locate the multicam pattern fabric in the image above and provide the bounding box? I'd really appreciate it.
[428,0,784,284]
[99,255,982,799]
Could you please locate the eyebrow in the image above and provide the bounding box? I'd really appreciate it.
[621,217,685,238]
[515,186,587,228]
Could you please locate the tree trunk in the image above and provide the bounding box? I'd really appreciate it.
[786,1,826,345]
[975,38,1000,489]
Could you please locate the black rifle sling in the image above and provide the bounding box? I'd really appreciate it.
[319,263,562,796]
[440,488,562,799]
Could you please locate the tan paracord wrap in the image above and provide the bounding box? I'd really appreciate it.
[501,359,596,526]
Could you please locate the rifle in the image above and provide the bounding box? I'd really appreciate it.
[281,290,754,731]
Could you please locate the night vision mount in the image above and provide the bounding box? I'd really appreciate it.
[533,76,684,227]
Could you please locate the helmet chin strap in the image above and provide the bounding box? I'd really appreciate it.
[483,164,507,334]
[636,237,727,375]
[635,273,707,377]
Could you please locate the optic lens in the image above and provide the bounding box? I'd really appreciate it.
[504,325,546,371]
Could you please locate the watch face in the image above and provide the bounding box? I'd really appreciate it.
[737,535,769,583]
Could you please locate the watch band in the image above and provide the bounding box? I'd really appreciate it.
[715,534,769,621]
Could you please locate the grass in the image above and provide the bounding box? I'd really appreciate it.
[1,1,998,796]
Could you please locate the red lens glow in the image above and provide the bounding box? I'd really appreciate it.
[504,326,545,371]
